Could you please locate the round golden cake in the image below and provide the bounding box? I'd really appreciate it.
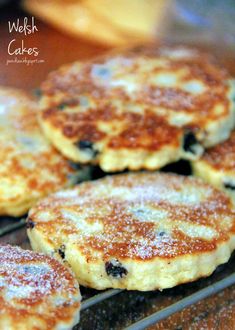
[192,131,235,202]
[0,245,81,330]
[27,172,235,291]
[0,87,90,217]
[39,45,235,172]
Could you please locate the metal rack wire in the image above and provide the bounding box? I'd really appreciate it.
[0,221,234,330]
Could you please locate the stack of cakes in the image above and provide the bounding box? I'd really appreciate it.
[0,45,235,329]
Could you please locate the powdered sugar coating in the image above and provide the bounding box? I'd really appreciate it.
[0,245,81,330]
[28,173,235,261]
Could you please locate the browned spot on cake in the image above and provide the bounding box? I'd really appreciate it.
[202,131,235,171]
[29,173,235,262]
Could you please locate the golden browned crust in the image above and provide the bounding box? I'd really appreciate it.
[27,173,235,261]
[201,131,235,171]
[40,44,232,145]
[38,45,234,173]
[42,107,182,151]
[0,87,78,216]
[0,245,81,330]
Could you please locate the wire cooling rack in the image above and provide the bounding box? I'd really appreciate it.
[0,218,235,329]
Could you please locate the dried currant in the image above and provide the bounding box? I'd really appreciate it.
[26,218,35,229]
[105,260,128,278]
[183,131,199,154]
[78,140,93,149]
[57,102,68,110]
[76,140,98,158]
[224,182,235,190]
[57,245,66,260]
[33,88,42,98]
